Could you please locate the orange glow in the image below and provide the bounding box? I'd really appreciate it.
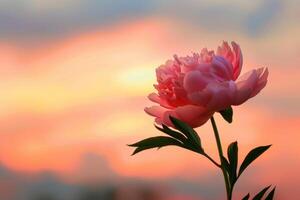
[0,15,299,199]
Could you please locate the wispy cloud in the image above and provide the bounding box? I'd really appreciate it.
[0,0,292,43]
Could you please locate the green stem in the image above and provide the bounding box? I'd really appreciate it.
[210,116,231,200]
[203,152,221,168]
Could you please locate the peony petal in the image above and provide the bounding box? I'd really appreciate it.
[187,89,212,107]
[148,93,174,109]
[183,71,213,93]
[174,105,213,127]
[250,67,269,98]
[148,93,160,103]
[145,104,213,128]
[211,56,234,80]
[217,41,243,80]
[187,80,237,111]
[233,69,259,105]
[144,106,167,119]
[159,105,213,128]
[204,81,237,111]
[217,41,234,62]
[144,106,177,127]
[231,41,243,80]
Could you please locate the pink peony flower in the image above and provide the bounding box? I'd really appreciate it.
[145,41,268,128]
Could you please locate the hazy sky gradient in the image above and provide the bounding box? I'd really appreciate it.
[0,0,299,199]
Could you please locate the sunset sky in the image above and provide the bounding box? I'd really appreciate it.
[0,0,300,199]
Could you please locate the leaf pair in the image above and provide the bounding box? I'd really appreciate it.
[242,185,276,200]
[222,142,271,188]
[222,142,238,187]
[130,106,233,156]
[129,116,204,155]
[128,136,183,155]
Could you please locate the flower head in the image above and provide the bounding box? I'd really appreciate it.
[145,41,268,128]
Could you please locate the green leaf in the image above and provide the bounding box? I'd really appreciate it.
[155,124,187,142]
[238,145,271,176]
[253,185,271,200]
[169,116,201,147]
[227,141,238,184]
[128,136,183,155]
[265,187,276,200]
[241,193,250,200]
[219,106,233,123]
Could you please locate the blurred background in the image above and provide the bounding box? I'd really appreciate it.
[0,0,299,199]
